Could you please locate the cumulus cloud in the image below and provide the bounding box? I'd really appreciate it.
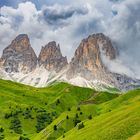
[0,0,140,79]
[106,0,140,78]
[0,1,106,59]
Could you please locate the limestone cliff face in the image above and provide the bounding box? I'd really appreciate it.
[66,33,140,91]
[38,41,68,72]
[0,33,139,91]
[1,34,37,73]
[67,33,116,81]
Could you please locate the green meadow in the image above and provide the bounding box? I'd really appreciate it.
[0,79,140,140]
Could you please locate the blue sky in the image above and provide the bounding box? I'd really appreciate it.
[0,0,73,9]
[0,0,140,78]
[0,0,42,8]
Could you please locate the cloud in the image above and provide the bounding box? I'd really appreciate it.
[0,0,140,79]
[41,4,89,25]
[0,1,105,59]
[106,0,140,78]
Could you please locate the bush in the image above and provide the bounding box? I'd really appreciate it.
[19,136,30,140]
[66,115,69,119]
[75,113,79,118]
[80,112,83,115]
[4,113,12,119]
[23,110,32,119]
[68,107,71,111]
[0,128,4,133]
[88,114,92,120]
[10,116,22,134]
[0,134,4,140]
[36,113,52,133]
[0,127,4,140]
[53,125,57,131]
[78,122,84,130]
[73,119,81,126]
[77,107,81,111]
[56,99,60,105]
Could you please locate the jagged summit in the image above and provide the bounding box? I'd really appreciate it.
[1,34,37,73]
[8,34,30,51]
[38,41,68,72]
[0,33,140,91]
[65,33,140,91]
[67,33,116,79]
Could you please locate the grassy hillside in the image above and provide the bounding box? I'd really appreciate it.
[0,79,99,140]
[34,88,140,140]
[56,89,140,140]
[1,79,140,140]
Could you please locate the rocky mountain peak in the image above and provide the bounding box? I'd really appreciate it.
[0,33,139,91]
[90,33,116,59]
[9,34,30,52]
[38,41,68,72]
[67,33,117,80]
[1,34,37,73]
[71,33,116,68]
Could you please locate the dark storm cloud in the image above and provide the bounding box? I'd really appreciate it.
[42,5,89,25]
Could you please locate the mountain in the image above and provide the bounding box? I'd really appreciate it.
[66,33,116,86]
[0,34,37,73]
[65,33,140,91]
[38,41,68,72]
[0,33,140,91]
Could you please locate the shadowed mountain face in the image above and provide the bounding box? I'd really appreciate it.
[0,33,140,91]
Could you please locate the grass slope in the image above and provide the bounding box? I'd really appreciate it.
[33,92,118,140]
[1,79,139,140]
[56,89,140,140]
[0,79,96,140]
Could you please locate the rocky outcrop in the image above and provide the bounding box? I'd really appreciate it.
[67,33,116,80]
[38,41,68,72]
[0,33,140,91]
[1,34,37,73]
[66,33,140,91]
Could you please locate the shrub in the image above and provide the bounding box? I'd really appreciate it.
[0,134,4,140]
[80,112,83,115]
[56,99,60,105]
[53,125,57,131]
[23,110,32,119]
[77,107,81,111]
[75,113,79,118]
[36,113,52,133]
[0,128,4,133]
[66,115,69,119]
[88,114,92,120]
[19,136,30,140]
[68,107,71,111]
[10,116,22,134]
[73,119,81,126]
[4,113,12,119]
[78,122,84,130]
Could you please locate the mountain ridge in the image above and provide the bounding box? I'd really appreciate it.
[0,33,140,91]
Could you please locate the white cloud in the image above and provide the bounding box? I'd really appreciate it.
[0,0,140,79]
[106,0,140,78]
